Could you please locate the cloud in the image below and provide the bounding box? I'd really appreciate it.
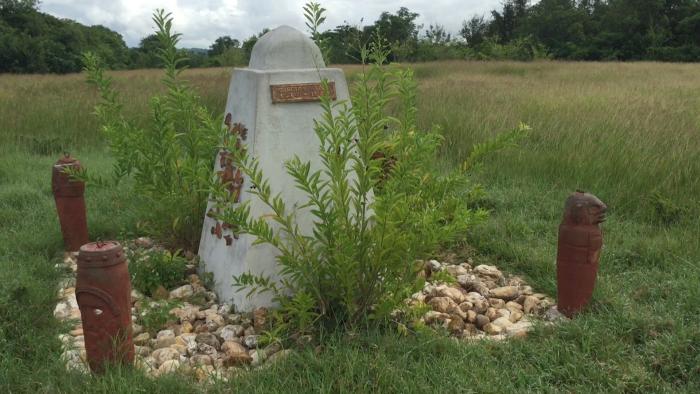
[40,0,499,48]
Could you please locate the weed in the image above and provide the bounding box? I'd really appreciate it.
[138,299,182,335]
[128,248,187,297]
[649,190,686,225]
[79,10,223,250]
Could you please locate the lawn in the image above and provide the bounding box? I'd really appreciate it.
[1,61,698,392]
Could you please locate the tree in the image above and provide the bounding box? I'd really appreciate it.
[0,0,38,14]
[424,24,451,45]
[242,28,269,61]
[523,0,589,59]
[0,2,130,73]
[129,34,162,69]
[514,0,529,18]
[209,35,240,56]
[592,0,669,60]
[460,15,489,48]
[85,25,130,68]
[491,1,517,43]
[323,23,364,64]
[365,7,420,61]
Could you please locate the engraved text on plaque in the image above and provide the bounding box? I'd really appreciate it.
[270,82,337,103]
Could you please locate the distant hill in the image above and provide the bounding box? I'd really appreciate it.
[0,2,130,73]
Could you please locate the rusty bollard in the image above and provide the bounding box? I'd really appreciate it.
[556,191,607,318]
[76,241,134,373]
[52,154,89,251]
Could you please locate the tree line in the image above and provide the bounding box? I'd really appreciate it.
[319,0,700,63]
[3,0,700,74]
[0,0,259,73]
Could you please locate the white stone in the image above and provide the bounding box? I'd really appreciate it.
[544,306,569,322]
[424,311,450,325]
[465,292,486,304]
[244,335,259,349]
[474,265,503,280]
[432,286,467,304]
[54,301,71,320]
[491,316,513,329]
[445,265,468,277]
[411,292,426,303]
[523,295,539,314]
[427,260,442,272]
[506,320,534,338]
[198,25,352,311]
[206,313,225,331]
[171,305,199,322]
[155,359,180,376]
[133,332,151,346]
[250,349,266,366]
[483,323,503,335]
[152,347,180,366]
[220,325,245,341]
[169,285,194,299]
[155,329,176,349]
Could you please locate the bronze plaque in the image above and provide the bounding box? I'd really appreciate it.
[270,82,337,103]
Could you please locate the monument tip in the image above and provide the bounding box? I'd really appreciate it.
[249,25,326,70]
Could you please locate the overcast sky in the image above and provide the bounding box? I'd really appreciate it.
[39,0,502,48]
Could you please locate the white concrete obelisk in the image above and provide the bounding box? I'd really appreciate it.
[198,26,350,311]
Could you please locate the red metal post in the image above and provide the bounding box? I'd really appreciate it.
[556,191,607,318]
[52,154,89,251]
[76,241,134,373]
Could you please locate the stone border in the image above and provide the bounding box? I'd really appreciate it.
[54,239,291,382]
[54,241,567,380]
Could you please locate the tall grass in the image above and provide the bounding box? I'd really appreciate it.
[1,61,698,392]
[2,61,696,219]
[413,61,700,222]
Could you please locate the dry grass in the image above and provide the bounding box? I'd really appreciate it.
[1,61,699,392]
[2,61,696,218]
[410,61,700,220]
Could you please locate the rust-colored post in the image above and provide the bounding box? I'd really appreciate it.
[52,154,89,251]
[76,241,134,373]
[556,191,607,318]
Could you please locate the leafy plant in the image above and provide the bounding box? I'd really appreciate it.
[129,248,187,297]
[208,18,505,332]
[476,36,550,61]
[259,292,319,344]
[138,299,182,335]
[650,190,686,225]
[81,9,224,249]
[462,122,531,172]
[430,270,457,286]
[303,2,330,63]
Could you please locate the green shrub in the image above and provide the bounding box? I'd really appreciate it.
[128,249,187,297]
[476,36,550,61]
[208,5,508,331]
[81,10,223,249]
[138,299,181,335]
[650,190,686,225]
[81,4,525,336]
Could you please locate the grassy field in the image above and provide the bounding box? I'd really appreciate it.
[1,61,699,392]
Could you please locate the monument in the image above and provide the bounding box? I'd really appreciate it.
[198,26,351,311]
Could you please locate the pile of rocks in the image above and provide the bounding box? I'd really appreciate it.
[54,239,290,381]
[406,260,567,340]
[129,289,291,380]
[54,240,566,379]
